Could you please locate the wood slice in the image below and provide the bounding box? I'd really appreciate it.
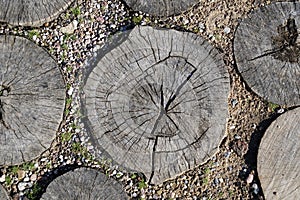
[234,2,300,106]
[258,107,300,199]
[41,167,128,199]
[83,26,229,184]
[0,0,74,26]
[0,35,65,166]
[0,185,9,200]
[124,0,199,16]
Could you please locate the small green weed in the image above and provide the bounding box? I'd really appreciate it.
[5,176,12,185]
[28,30,40,40]
[132,15,143,24]
[27,183,42,200]
[61,132,73,142]
[71,6,81,16]
[138,179,147,189]
[268,102,279,112]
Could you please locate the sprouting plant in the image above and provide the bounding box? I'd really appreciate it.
[71,142,82,154]
[204,167,210,175]
[202,177,209,185]
[138,179,147,189]
[61,43,68,50]
[5,176,12,185]
[22,162,35,171]
[65,97,72,108]
[61,132,73,143]
[71,6,81,16]
[27,183,42,200]
[268,102,279,112]
[28,30,40,40]
[132,15,143,25]
[9,165,19,175]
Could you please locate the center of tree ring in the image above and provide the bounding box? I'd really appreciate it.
[271,18,300,63]
[129,83,180,138]
[105,56,200,141]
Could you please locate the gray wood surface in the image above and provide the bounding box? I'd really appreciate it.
[0,185,9,200]
[234,2,300,106]
[41,167,128,199]
[0,0,74,26]
[83,26,229,184]
[0,35,65,166]
[124,0,199,16]
[258,107,300,199]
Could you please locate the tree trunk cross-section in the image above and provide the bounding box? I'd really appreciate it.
[83,26,229,184]
[124,0,199,16]
[0,185,9,200]
[0,35,65,166]
[0,0,74,27]
[41,167,128,199]
[258,107,300,199]
[234,2,300,106]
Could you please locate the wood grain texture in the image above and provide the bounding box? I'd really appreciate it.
[83,26,229,184]
[124,0,199,16]
[41,167,128,199]
[0,185,9,200]
[258,107,300,199]
[0,35,65,166]
[234,2,300,106]
[0,0,74,26]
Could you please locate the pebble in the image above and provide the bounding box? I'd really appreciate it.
[30,174,37,182]
[252,183,259,194]
[231,99,238,108]
[224,26,231,34]
[17,170,26,180]
[234,135,241,140]
[214,178,219,185]
[0,174,5,183]
[17,182,27,191]
[246,173,254,184]
[23,176,30,182]
[277,108,285,114]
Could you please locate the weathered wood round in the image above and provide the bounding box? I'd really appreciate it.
[0,35,65,166]
[41,167,128,199]
[258,107,300,199]
[124,0,199,16]
[234,2,300,106]
[83,26,229,184]
[0,185,9,200]
[0,0,74,26]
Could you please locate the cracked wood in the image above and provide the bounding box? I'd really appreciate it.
[0,0,74,26]
[258,107,300,199]
[124,0,199,16]
[41,167,128,199]
[83,26,229,184]
[234,2,300,106]
[0,35,65,166]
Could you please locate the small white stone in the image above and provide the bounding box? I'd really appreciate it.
[32,35,37,41]
[0,174,5,183]
[224,27,231,34]
[246,173,254,184]
[18,182,27,191]
[23,176,30,182]
[277,108,285,114]
[68,87,74,96]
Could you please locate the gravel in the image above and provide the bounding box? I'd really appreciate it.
[0,0,283,199]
